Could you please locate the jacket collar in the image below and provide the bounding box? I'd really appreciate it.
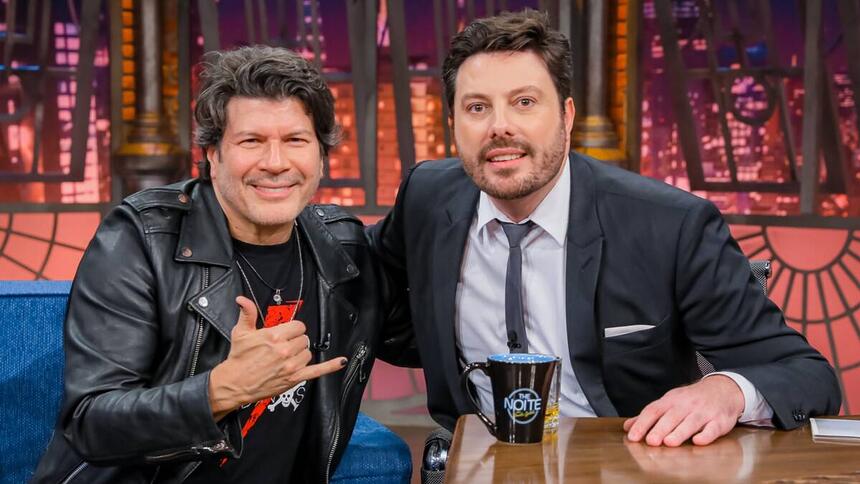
[175,181,235,268]
[568,151,604,247]
[444,175,480,225]
[297,208,360,287]
[175,180,359,287]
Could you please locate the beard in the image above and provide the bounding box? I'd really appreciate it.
[460,122,567,201]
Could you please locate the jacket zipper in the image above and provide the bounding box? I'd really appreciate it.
[176,266,211,480]
[187,267,210,378]
[59,461,88,484]
[144,439,229,463]
[324,343,368,483]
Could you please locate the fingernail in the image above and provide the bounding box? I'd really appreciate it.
[340,358,348,367]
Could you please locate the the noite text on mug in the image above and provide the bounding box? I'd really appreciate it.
[504,388,542,424]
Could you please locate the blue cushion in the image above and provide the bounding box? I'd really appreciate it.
[0,281,69,484]
[0,280,411,484]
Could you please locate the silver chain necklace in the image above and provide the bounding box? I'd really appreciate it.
[234,222,304,326]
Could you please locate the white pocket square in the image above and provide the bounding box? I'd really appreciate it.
[604,324,656,338]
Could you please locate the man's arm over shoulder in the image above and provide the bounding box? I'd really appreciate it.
[61,199,234,465]
[676,199,842,428]
[310,203,418,367]
[366,158,462,273]
[366,165,422,368]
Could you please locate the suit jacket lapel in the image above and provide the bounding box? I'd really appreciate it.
[566,153,617,416]
[433,178,479,413]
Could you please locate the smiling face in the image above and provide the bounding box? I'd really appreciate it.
[207,96,322,244]
[452,50,574,210]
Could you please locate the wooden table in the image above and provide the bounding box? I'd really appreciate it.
[445,415,860,483]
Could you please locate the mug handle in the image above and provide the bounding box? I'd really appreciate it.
[461,362,495,436]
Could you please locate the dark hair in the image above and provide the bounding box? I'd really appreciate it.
[441,9,572,111]
[194,45,340,157]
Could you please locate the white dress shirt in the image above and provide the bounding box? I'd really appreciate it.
[454,158,774,424]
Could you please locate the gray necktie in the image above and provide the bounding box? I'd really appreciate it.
[499,220,535,353]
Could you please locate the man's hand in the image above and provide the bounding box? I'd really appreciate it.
[208,296,348,420]
[623,375,745,447]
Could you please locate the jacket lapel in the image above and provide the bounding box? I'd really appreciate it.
[566,153,617,416]
[179,182,242,340]
[189,266,242,340]
[433,177,479,413]
[175,182,234,268]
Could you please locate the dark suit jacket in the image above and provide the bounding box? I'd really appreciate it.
[369,152,841,430]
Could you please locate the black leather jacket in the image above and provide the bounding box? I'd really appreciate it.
[31,179,410,484]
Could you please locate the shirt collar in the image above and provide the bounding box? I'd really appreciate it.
[475,155,570,246]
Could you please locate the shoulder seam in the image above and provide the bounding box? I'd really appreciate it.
[308,204,361,224]
[124,187,191,212]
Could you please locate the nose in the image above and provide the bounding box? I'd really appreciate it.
[488,107,514,139]
[259,140,290,172]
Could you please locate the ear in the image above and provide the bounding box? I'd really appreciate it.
[206,146,219,180]
[563,97,576,135]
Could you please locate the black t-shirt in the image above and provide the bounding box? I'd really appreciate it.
[188,232,319,484]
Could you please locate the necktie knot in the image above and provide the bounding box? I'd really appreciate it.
[499,220,535,248]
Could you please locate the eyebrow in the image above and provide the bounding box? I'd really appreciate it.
[459,85,544,102]
[231,129,314,138]
[508,85,543,96]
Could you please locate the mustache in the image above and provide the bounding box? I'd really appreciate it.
[478,138,535,161]
[244,172,305,186]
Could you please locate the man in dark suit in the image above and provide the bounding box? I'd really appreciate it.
[369,10,841,446]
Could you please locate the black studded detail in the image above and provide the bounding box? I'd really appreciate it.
[315,208,326,218]
[181,247,192,257]
[346,264,356,274]
[178,193,189,204]
[312,332,332,351]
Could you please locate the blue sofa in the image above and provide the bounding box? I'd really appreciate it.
[0,280,411,483]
